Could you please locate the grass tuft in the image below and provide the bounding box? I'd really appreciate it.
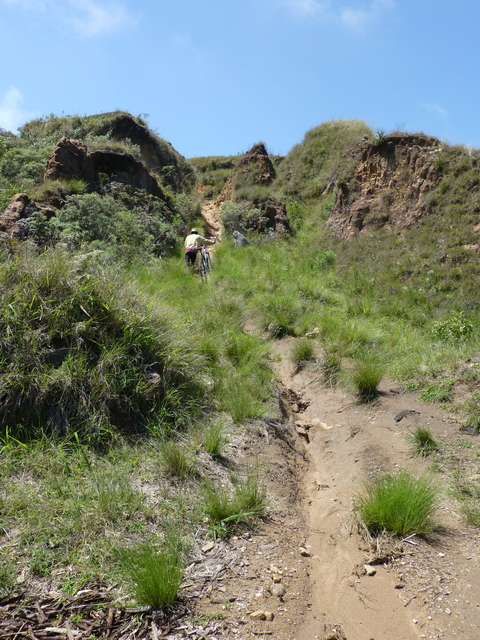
[355,470,439,537]
[406,426,440,457]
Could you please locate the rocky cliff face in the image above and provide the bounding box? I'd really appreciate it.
[217,143,276,204]
[327,134,443,239]
[44,138,166,199]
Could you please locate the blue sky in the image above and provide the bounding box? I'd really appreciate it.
[1,0,480,158]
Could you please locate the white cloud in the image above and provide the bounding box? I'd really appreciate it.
[68,0,133,37]
[284,0,328,17]
[421,103,448,119]
[0,87,36,132]
[341,0,394,31]
[1,0,135,36]
[283,0,394,29]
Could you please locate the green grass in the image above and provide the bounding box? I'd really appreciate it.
[351,355,385,402]
[406,426,440,457]
[202,475,267,538]
[199,421,230,459]
[291,338,316,365]
[355,470,440,537]
[157,439,197,479]
[117,532,185,610]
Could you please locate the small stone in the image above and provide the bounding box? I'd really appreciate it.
[273,574,282,583]
[264,611,275,621]
[250,610,266,620]
[202,541,215,553]
[269,583,286,597]
[299,546,311,557]
[364,564,376,576]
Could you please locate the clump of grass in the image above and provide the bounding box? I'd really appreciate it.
[202,475,267,538]
[0,560,16,598]
[406,426,440,457]
[320,347,341,386]
[355,470,439,537]
[157,440,197,479]
[117,533,185,610]
[461,392,480,433]
[291,338,315,365]
[351,356,385,402]
[420,381,454,404]
[200,422,230,459]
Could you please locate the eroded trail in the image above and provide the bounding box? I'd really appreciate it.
[271,337,480,640]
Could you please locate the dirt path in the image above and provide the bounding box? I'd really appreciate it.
[192,204,480,639]
[271,337,480,640]
[201,200,222,240]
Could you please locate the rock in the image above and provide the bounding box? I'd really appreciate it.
[202,541,215,553]
[269,583,286,597]
[305,327,319,338]
[299,547,311,557]
[233,230,249,246]
[273,574,282,584]
[0,193,55,238]
[44,138,166,199]
[264,612,274,621]
[249,610,266,620]
[364,564,376,576]
[326,134,443,239]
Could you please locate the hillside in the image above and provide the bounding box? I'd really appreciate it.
[1,114,480,639]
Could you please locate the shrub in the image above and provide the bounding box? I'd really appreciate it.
[431,311,473,342]
[311,250,336,270]
[355,470,439,536]
[219,201,262,235]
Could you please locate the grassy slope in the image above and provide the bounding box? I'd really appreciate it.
[1,116,480,607]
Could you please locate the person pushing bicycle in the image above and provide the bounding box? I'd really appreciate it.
[184,228,216,267]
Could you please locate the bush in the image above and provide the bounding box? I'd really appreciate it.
[355,470,439,536]
[219,201,261,235]
[431,312,473,342]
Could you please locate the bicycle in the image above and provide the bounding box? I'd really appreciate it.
[198,244,211,277]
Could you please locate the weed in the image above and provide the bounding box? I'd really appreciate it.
[202,475,267,538]
[420,381,454,404]
[355,470,439,536]
[431,312,473,342]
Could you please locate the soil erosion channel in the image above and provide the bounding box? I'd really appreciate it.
[272,337,480,640]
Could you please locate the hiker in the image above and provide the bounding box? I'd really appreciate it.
[184,228,215,267]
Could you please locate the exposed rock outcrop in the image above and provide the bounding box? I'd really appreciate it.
[327,134,442,239]
[217,143,276,204]
[0,193,55,238]
[257,200,290,235]
[44,138,165,199]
